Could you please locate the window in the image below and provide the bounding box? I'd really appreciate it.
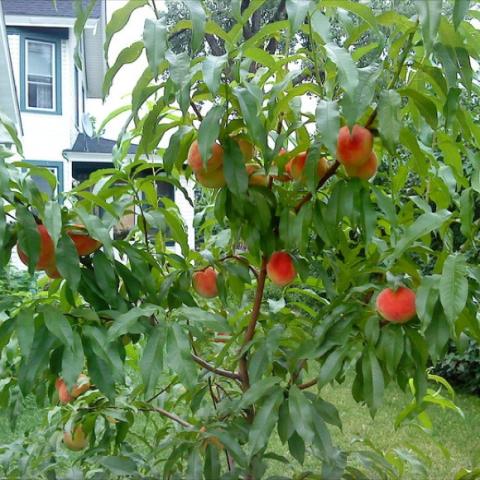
[26,161,64,198]
[25,40,55,111]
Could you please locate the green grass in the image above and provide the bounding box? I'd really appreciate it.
[1,382,479,479]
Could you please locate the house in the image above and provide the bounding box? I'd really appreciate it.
[1,0,195,248]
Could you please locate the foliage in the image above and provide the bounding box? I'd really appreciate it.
[0,0,480,478]
[433,340,480,395]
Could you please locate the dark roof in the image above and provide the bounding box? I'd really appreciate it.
[65,133,138,155]
[2,0,102,19]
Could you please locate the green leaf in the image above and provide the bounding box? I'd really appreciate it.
[388,210,451,263]
[211,431,248,467]
[140,327,165,398]
[318,348,345,388]
[108,305,157,340]
[460,188,473,239]
[453,0,470,29]
[243,47,276,68]
[187,1,206,53]
[104,0,148,61]
[202,54,227,95]
[55,233,81,290]
[83,336,117,398]
[166,323,196,389]
[415,275,439,330]
[234,86,268,156]
[103,41,144,99]
[98,456,137,475]
[223,137,248,196]
[18,326,56,395]
[15,309,35,356]
[324,43,359,98]
[286,0,310,33]
[376,326,404,377]
[204,444,221,480]
[249,389,283,456]
[322,0,378,31]
[288,386,315,443]
[415,0,442,53]
[0,113,23,155]
[73,0,97,70]
[44,201,62,245]
[75,208,112,256]
[440,254,468,323]
[62,331,84,390]
[378,90,401,153]
[16,207,40,274]
[198,105,224,169]
[310,10,330,42]
[92,251,119,306]
[238,377,282,409]
[401,88,438,129]
[163,125,194,173]
[362,347,384,416]
[315,100,339,156]
[143,18,167,77]
[41,305,74,349]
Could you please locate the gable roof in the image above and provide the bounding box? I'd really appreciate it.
[65,133,138,155]
[2,0,102,19]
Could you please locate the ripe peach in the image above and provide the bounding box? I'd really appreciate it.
[55,378,73,404]
[192,267,218,298]
[195,166,226,188]
[246,164,270,187]
[290,152,329,183]
[46,263,62,279]
[345,152,378,180]
[376,287,416,323]
[188,140,224,173]
[17,224,54,270]
[233,137,255,161]
[63,425,88,451]
[67,226,101,256]
[267,251,297,287]
[336,125,373,167]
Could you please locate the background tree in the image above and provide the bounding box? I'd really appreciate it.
[0,0,480,478]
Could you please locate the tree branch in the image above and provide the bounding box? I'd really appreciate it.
[143,406,194,428]
[294,160,340,214]
[205,33,225,56]
[190,101,203,121]
[265,0,287,54]
[192,353,242,381]
[239,256,268,391]
[298,378,317,390]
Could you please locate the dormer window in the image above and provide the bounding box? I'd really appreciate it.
[26,39,55,111]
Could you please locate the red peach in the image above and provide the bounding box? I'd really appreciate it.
[67,225,101,256]
[63,425,88,451]
[267,251,297,287]
[17,224,54,270]
[290,152,329,183]
[192,267,219,298]
[376,287,416,324]
[55,378,73,404]
[188,140,224,173]
[345,151,378,180]
[336,125,373,167]
[71,374,91,398]
[195,166,226,188]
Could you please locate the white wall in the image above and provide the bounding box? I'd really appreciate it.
[7,31,77,163]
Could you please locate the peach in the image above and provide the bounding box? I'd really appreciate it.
[246,164,270,187]
[63,425,88,451]
[17,224,54,270]
[67,225,101,256]
[188,140,224,173]
[55,378,73,404]
[195,166,226,188]
[233,137,255,161]
[345,151,378,180]
[267,251,296,287]
[376,287,416,323]
[46,263,62,279]
[192,267,218,298]
[336,125,373,167]
[290,152,329,183]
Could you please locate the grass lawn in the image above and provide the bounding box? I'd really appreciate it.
[1,381,478,479]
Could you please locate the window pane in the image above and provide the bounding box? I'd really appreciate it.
[27,41,54,109]
[31,167,58,196]
[28,42,53,77]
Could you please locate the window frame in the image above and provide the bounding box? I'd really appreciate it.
[19,32,62,116]
[25,38,56,113]
[24,160,64,198]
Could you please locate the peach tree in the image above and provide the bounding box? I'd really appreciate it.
[0,0,480,478]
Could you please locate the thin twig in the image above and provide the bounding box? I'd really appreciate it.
[219,254,259,279]
[191,353,242,381]
[239,256,268,391]
[298,378,317,390]
[190,101,204,122]
[294,161,340,214]
[146,379,176,403]
[142,406,193,428]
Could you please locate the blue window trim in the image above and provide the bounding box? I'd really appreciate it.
[17,30,63,116]
[25,160,64,196]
